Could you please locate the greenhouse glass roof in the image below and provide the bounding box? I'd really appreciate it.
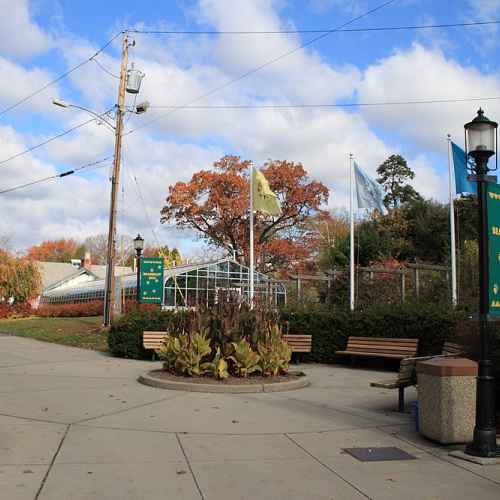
[42,258,286,307]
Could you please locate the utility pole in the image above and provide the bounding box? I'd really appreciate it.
[103,34,129,327]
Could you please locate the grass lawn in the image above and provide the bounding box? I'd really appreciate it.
[0,316,108,351]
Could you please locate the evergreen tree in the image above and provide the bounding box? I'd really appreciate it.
[376,154,422,209]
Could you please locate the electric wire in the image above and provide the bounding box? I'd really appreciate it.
[0,107,115,168]
[122,140,162,247]
[147,95,500,110]
[92,57,120,79]
[124,0,398,137]
[128,19,500,35]
[0,156,113,195]
[0,31,123,117]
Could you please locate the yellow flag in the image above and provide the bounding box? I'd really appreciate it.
[252,167,282,216]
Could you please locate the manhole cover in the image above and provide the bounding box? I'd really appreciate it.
[342,447,417,462]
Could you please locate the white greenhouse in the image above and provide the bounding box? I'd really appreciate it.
[41,259,286,308]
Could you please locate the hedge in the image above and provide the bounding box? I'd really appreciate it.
[36,301,104,318]
[0,303,33,319]
[107,308,192,359]
[281,303,464,363]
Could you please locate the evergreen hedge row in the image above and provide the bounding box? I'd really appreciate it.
[280,303,463,362]
[107,308,191,359]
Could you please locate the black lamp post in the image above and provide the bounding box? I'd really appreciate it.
[134,234,144,304]
[464,108,499,458]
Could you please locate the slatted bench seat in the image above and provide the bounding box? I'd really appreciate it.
[370,341,464,412]
[370,356,424,412]
[143,332,313,361]
[442,341,464,356]
[282,335,312,353]
[143,331,168,359]
[283,334,312,363]
[336,337,419,361]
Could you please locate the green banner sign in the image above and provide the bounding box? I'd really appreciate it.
[487,183,500,315]
[139,257,164,304]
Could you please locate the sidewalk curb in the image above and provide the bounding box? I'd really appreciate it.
[138,371,310,393]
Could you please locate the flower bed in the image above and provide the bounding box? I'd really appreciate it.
[138,369,309,393]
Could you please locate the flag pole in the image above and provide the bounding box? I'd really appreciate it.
[447,134,458,307]
[249,166,255,308]
[349,153,355,311]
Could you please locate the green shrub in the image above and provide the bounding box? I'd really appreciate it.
[107,309,192,359]
[258,325,292,376]
[281,303,464,363]
[201,347,229,379]
[160,331,212,376]
[229,338,262,377]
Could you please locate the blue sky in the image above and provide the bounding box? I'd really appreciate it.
[1,0,500,255]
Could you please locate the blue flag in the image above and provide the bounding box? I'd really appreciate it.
[354,161,386,213]
[451,142,477,195]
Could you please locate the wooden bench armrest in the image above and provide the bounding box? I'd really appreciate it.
[371,379,414,389]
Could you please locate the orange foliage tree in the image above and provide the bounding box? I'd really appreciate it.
[161,156,329,272]
[0,249,41,304]
[26,239,84,262]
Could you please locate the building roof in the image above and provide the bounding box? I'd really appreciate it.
[36,261,133,292]
[89,265,132,279]
[43,258,282,299]
[37,262,82,290]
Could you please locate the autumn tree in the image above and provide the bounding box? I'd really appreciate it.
[377,154,421,209]
[26,239,84,262]
[144,245,183,269]
[161,156,329,272]
[0,249,41,304]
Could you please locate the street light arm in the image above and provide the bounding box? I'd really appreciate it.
[52,99,116,132]
[68,104,116,131]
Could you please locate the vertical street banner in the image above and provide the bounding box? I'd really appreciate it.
[139,257,164,304]
[487,183,500,315]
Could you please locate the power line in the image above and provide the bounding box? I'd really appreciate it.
[0,107,115,168]
[0,32,123,118]
[128,19,500,35]
[122,140,162,247]
[147,95,500,110]
[125,0,397,137]
[0,156,113,195]
[92,57,120,79]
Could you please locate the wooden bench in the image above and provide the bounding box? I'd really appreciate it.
[442,341,464,356]
[336,337,419,361]
[370,356,423,412]
[143,331,168,359]
[370,341,464,412]
[143,332,313,360]
[282,335,312,353]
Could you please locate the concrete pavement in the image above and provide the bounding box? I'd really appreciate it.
[1,334,499,499]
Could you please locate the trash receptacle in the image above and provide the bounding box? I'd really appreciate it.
[416,357,477,444]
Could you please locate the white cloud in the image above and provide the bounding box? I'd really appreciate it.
[0,0,52,59]
[0,125,110,248]
[357,43,500,152]
[196,0,360,102]
[465,0,500,52]
[308,0,366,15]
[0,56,60,113]
[409,155,446,202]
[2,0,497,252]
[468,0,500,17]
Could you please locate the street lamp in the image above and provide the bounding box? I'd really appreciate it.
[52,99,116,131]
[134,234,144,305]
[464,108,499,458]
